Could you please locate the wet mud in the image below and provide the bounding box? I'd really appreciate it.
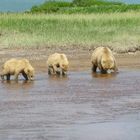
[0,69,140,140]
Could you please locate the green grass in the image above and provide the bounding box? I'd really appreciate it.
[0,12,140,53]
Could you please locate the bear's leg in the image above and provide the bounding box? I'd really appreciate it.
[48,67,53,75]
[56,64,61,75]
[52,65,58,75]
[48,68,51,75]
[56,67,61,75]
[6,74,10,81]
[1,74,5,80]
[62,71,66,76]
[14,73,19,81]
[92,64,97,72]
[22,71,28,80]
[56,71,61,75]
[1,69,8,80]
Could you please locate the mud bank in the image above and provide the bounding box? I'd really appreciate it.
[0,48,140,72]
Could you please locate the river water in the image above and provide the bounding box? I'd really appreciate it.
[0,69,140,140]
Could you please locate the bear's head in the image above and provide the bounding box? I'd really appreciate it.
[101,57,114,71]
[60,63,68,75]
[24,67,35,81]
[61,64,68,71]
[60,60,69,74]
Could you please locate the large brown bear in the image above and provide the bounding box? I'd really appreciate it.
[91,47,118,73]
[1,58,35,81]
[47,53,69,75]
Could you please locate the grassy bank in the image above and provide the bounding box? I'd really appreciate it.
[0,12,140,53]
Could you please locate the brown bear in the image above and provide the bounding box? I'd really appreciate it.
[47,53,69,75]
[91,47,118,73]
[1,58,35,81]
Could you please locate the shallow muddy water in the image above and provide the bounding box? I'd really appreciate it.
[0,69,140,140]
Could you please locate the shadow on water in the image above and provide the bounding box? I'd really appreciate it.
[91,71,118,78]
[48,74,69,81]
[1,79,34,91]
[0,69,140,140]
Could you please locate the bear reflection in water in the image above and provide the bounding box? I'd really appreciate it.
[92,71,118,78]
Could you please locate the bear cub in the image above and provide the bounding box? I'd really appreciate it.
[47,53,69,75]
[1,58,35,81]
